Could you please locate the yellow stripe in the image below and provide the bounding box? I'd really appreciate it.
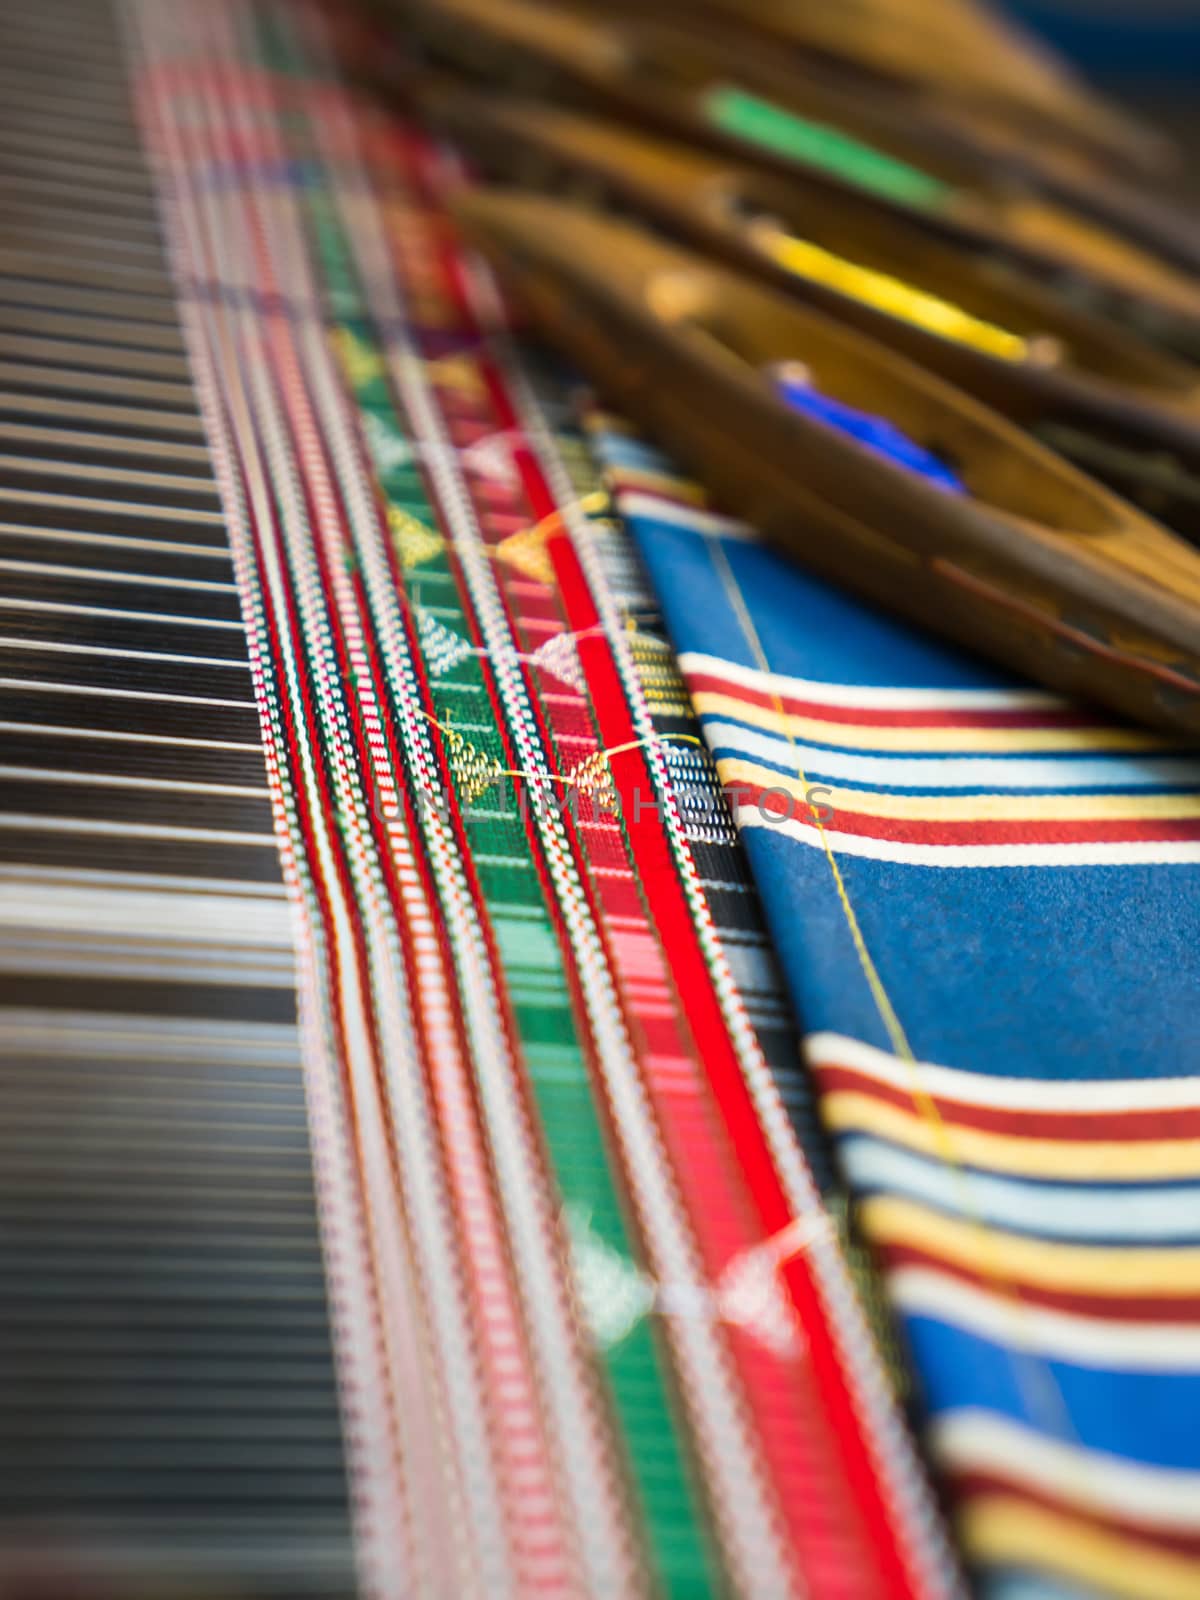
[753,224,1033,365]
[717,756,1200,822]
[861,1194,1200,1295]
[830,1093,1200,1184]
[961,1494,1200,1600]
[693,689,1173,753]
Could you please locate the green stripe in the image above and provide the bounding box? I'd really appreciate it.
[704,83,950,208]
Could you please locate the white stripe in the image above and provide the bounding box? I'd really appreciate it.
[0,813,274,844]
[0,522,228,558]
[0,862,286,896]
[0,721,258,749]
[0,635,251,668]
[704,717,1200,791]
[0,486,224,524]
[0,879,294,946]
[0,677,250,708]
[0,764,268,797]
[932,1408,1200,1533]
[0,1008,299,1060]
[839,1138,1200,1243]
[0,456,208,495]
[0,555,237,592]
[734,802,1200,867]
[807,1031,1200,1115]
[889,1265,1200,1372]
[681,651,1064,712]
[0,595,242,628]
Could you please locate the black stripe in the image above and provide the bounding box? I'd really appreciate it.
[0,728,271,785]
[0,570,242,621]
[0,608,251,660]
[0,779,275,834]
[0,973,296,1023]
[0,530,234,580]
[0,642,255,700]
[0,490,230,545]
[0,828,284,881]
[0,686,261,742]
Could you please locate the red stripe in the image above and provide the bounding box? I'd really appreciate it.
[734,780,1200,846]
[813,1063,1200,1141]
[464,399,853,1596]
[685,668,1092,731]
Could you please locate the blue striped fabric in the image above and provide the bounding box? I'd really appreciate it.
[586,412,1200,1600]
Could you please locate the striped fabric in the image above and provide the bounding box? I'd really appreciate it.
[589,419,1200,1600]
[123,3,958,1596]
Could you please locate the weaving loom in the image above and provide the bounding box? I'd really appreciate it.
[0,2,355,1593]
[1,1,1198,1598]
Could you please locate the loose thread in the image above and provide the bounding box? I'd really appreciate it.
[414,707,701,791]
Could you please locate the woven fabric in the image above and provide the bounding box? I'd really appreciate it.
[589,417,1200,1600]
[126,3,958,1595]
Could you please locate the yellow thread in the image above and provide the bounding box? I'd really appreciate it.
[495,495,611,584]
[567,749,620,810]
[751,222,1035,365]
[602,735,701,763]
[520,490,610,547]
[706,533,1081,1457]
[386,491,610,579]
[709,540,915,1060]
[417,706,699,796]
[493,522,558,587]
